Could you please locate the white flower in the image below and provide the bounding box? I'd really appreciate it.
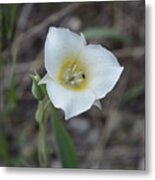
[39,27,124,120]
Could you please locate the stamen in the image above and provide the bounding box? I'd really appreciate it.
[75,79,83,83]
[70,81,76,85]
[58,59,88,91]
[73,71,82,77]
[62,63,86,88]
[72,64,77,72]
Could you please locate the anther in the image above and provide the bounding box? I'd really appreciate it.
[82,74,85,79]
[61,63,86,89]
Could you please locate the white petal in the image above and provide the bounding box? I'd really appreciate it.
[38,73,52,85]
[90,66,123,99]
[45,27,84,80]
[81,44,121,68]
[80,44,124,99]
[93,100,102,110]
[46,80,95,120]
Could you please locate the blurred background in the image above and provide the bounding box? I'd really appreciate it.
[0,1,145,169]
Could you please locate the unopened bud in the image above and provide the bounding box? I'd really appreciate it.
[31,73,45,100]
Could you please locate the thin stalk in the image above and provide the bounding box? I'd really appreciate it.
[38,120,48,167]
[36,99,49,167]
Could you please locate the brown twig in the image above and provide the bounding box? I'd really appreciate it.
[12,3,82,58]
[17,4,34,31]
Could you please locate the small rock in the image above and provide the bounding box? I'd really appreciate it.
[68,118,91,134]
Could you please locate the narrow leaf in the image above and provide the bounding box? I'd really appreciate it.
[50,103,78,168]
[83,27,132,44]
[121,79,144,105]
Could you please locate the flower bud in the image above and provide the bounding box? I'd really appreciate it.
[31,73,45,100]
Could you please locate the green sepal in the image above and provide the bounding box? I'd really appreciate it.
[31,73,45,101]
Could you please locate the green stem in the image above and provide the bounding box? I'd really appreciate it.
[37,100,49,167]
[38,120,48,167]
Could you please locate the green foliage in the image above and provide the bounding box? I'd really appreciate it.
[38,118,49,168]
[0,4,17,166]
[0,130,10,164]
[50,103,79,168]
[121,80,144,105]
[83,27,132,44]
[0,4,17,115]
[35,97,49,167]
[35,96,79,168]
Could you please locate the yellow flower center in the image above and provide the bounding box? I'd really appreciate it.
[58,56,89,91]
